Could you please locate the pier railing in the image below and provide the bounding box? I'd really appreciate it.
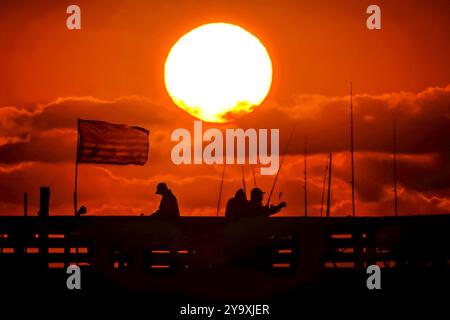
[1,215,449,296]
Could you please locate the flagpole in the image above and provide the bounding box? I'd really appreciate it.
[74,119,80,215]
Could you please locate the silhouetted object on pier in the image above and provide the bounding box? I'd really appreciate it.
[151,183,180,219]
[37,186,50,217]
[248,187,286,217]
[24,192,28,216]
[225,188,248,220]
[76,205,88,217]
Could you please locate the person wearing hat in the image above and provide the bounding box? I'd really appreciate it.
[225,188,248,220]
[151,182,180,219]
[247,187,286,217]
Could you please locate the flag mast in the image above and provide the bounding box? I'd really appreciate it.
[74,119,80,215]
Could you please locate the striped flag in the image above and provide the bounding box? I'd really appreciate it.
[77,119,149,165]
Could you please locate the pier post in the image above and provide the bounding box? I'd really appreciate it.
[39,187,50,217]
[24,192,28,216]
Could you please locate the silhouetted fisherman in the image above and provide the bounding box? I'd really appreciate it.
[151,183,180,219]
[225,188,248,220]
[248,187,286,217]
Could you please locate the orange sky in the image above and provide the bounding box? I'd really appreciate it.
[0,0,449,216]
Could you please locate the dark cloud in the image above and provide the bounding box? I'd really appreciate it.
[0,96,194,164]
[237,85,450,156]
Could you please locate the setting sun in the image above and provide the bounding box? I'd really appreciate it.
[164,23,272,123]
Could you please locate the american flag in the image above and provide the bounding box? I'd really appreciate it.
[77,119,149,165]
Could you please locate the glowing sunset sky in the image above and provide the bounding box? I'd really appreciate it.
[0,0,449,216]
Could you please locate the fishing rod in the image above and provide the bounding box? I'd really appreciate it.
[241,165,247,195]
[266,128,295,206]
[251,165,257,187]
[216,164,226,216]
[320,163,328,217]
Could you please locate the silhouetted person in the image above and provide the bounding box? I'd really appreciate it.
[225,188,248,220]
[151,183,180,219]
[247,187,286,217]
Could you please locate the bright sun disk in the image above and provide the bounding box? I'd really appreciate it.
[164,23,273,123]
